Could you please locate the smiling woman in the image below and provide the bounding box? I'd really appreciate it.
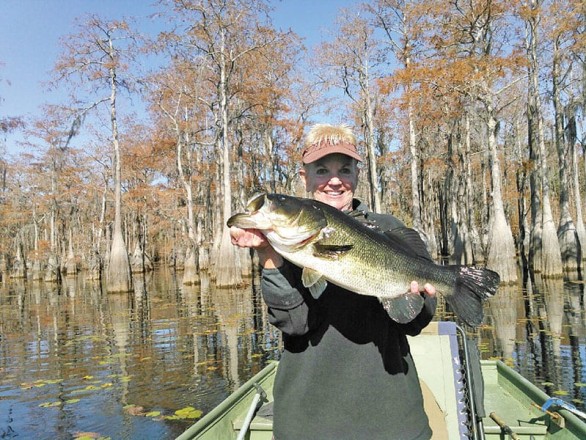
[299,124,361,212]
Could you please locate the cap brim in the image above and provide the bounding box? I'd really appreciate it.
[302,144,363,164]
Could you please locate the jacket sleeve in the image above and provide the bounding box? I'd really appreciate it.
[261,262,320,336]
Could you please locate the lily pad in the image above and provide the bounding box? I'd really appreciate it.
[174,406,203,419]
[39,401,62,408]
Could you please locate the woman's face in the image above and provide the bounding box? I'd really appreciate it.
[299,153,359,212]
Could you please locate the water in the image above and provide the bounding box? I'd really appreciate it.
[0,269,585,439]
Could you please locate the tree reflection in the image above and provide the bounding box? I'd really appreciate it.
[487,284,521,361]
[1,267,585,439]
[565,277,585,406]
[536,276,564,397]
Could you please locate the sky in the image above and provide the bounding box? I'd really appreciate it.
[0,0,359,155]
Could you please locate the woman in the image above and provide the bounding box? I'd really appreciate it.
[230,124,436,440]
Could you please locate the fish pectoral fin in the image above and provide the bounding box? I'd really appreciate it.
[379,293,425,324]
[302,268,327,299]
[313,243,353,260]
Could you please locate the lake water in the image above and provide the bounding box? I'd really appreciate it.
[0,268,585,439]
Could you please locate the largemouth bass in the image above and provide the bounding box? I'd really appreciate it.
[227,193,500,327]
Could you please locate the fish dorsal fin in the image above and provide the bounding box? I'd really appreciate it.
[379,293,425,324]
[302,267,328,299]
[382,227,432,261]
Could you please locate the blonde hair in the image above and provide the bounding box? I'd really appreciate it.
[304,124,357,148]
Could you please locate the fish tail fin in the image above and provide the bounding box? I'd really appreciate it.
[444,266,501,327]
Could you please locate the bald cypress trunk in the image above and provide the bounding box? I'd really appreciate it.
[553,39,579,271]
[105,38,132,293]
[485,110,517,283]
[526,0,563,277]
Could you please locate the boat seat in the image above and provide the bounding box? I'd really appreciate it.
[420,379,449,439]
[408,321,470,439]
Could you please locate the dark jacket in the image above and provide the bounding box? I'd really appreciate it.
[261,200,436,440]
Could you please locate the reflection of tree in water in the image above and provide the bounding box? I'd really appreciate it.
[534,276,564,399]
[518,275,542,384]
[250,272,281,360]
[130,272,152,345]
[211,282,253,389]
[64,275,77,299]
[487,284,521,361]
[564,277,586,407]
[107,292,131,406]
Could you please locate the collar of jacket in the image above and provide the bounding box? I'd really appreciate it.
[348,198,369,217]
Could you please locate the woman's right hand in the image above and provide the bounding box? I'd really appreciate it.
[229,226,269,249]
[229,226,283,268]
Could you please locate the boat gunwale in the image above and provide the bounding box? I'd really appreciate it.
[175,361,278,440]
[488,359,586,438]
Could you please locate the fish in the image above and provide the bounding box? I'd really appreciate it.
[227,192,500,327]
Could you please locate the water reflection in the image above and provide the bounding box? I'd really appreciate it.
[0,269,584,439]
[566,279,586,406]
[487,284,521,361]
[482,274,586,410]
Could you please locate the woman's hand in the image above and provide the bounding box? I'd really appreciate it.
[229,226,283,269]
[410,281,436,297]
[230,226,268,249]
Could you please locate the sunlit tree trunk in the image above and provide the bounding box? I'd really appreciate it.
[553,39,579,271]
[526,0,563,277]
[215,28,243,288]
[45,161,61,283]
[106,40,132,293]
[485,110,518,283]
[174,123,199,285]
[407,96,423,235]
[362,76,381,213]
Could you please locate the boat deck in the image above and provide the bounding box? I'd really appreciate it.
[481,361,548,438]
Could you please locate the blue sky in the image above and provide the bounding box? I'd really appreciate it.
[0,0,359,154]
